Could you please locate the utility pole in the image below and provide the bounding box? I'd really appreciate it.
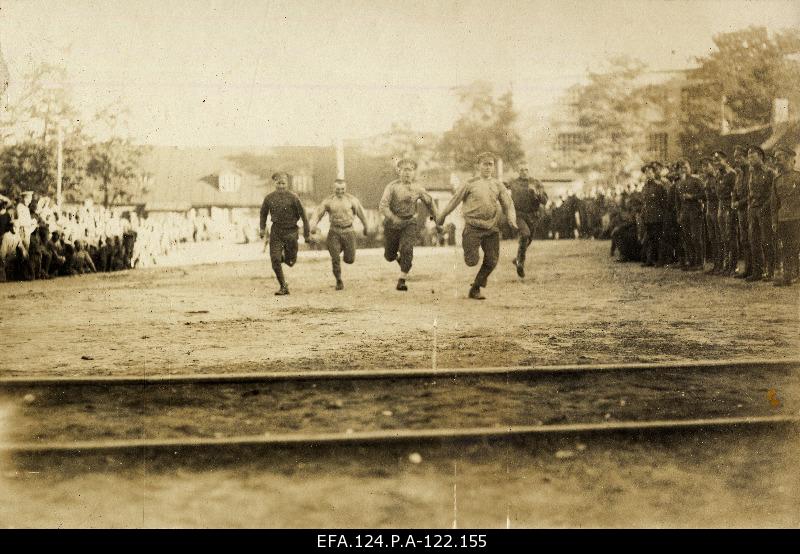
[336,137,345,180]
[56,124,63,208]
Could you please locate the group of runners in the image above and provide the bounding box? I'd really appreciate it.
[259,151,547,299]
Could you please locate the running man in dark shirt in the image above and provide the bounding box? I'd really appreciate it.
[507,161,547,278]
[259,172,310,295]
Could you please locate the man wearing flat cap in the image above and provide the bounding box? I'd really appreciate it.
[378,157,438,291]
[676,159,705,271]
[701,157,722,273]
[259,171,311,295]
[712,150,738,275]
[436,152,518,300]
[640,162,668,267]
[746,146,776,281]
[507,161,548,278]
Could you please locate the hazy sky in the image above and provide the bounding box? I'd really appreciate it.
[1,0,798,146]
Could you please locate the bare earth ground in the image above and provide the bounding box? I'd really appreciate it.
[1,430,799,528]
[5,368,800,442]
[1,239,798,376]
[1,239,799,528]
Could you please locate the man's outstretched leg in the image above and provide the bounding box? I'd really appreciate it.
[514,215,532,278]
[327,230,344,290]
[396,222,416,291]
[270,231,291,295]
[339,228,357,290]
[471,230,499,299]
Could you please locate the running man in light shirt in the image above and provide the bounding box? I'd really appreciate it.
[378,157,439,291]
[310,179,370,290]
[437,151,518,300]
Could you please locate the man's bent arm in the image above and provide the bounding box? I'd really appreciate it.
[500,186,518,227]
[436,184,468,225]
[378,185,396,223]
[259,198,270,233]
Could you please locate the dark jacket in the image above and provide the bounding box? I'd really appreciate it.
[774,169,800,222]
[715,168,736,209]
[640,179,668,223]
[260,190,310,235]
[748,166,774,210]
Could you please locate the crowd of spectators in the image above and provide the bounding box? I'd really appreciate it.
[0,192,262,281]
[600,146,799,286]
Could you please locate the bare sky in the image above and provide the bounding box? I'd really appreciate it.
[1,0,798,146]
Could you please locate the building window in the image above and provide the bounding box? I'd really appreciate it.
[292,174,313,194]
[556,133,583,152]
[218,172,241,192]
[647,132,668,161]
[556,133,584,167]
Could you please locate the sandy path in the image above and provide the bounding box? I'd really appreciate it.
[1,240,798,378]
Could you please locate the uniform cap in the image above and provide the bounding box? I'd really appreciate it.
[476,151,496,163]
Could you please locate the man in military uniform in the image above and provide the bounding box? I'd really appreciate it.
[732,145,752,278]
[309,179,370,290]
[506,161,548,278]
[378,158,438,291]
[772,148,800,286]
[676,159,705,271]
[712,151,738,276]
[259,172,311,295]
[657,161,682,266]
[746,146,776,282]
[701,158,722,274]
[436,152,517,299]
[640,163,667,267]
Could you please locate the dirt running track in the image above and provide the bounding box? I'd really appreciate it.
[1,239,799,528]
[1,240,798,377]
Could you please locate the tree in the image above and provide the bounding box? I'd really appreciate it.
[0,138,87,200]
[567,56,652,187]
[363,122,440,171]
[681,26,800,156]
[0,141,52,198]
[1,61,83,145]
[0,59,91,200]
[86,137,149,207]
[82,99,150,207]
[437,81,524,171]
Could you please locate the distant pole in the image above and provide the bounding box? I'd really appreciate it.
[336,138,345,180]
[497,158,503,181]
[720,95,729,135]
[56,124,63,208]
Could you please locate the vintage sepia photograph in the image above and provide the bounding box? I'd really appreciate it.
[0,0,799,529]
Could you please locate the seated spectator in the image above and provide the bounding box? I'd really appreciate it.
[69,240,97,275]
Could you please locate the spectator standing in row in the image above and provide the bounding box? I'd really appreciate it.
[713,151,738,275]
[640,163,667,267]
[773,148,800,286]
[676,160,705,271]
[746,146,776,282]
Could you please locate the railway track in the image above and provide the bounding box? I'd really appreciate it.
[3,415,798,456]
[1,358,796,387]
[1,358,797,459]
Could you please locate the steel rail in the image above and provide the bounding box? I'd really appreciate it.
[1,358,796,388]
[3,415,797,455]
